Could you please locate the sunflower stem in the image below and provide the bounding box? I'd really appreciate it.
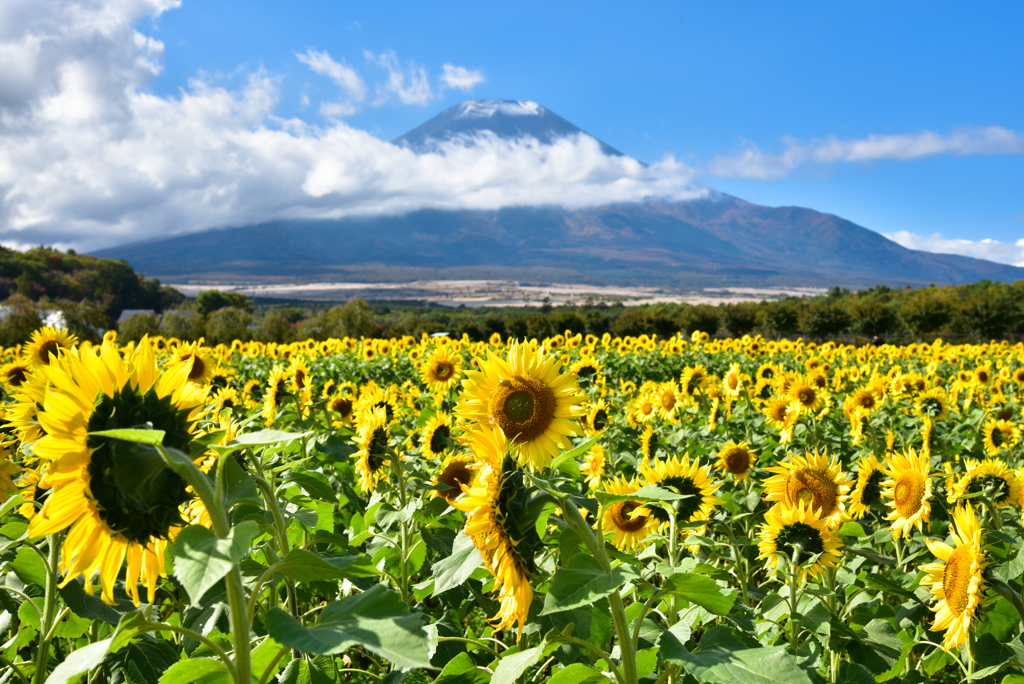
[786,548,802,656]
[31,533,61,684]
[157,445,251,684]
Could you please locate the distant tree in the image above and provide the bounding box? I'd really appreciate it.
[721,303,760,337]
[160,307,206,341]
[759,299,803,339]
[958,283,1019,340]
[851,298,899,337]
[206,307,252,345]
[254,310,295,344]
[0,295,43,346]
[677,305,720,337]
[802,302,851,338]
[195,290,254,316]
[119,312,161,343]
[296,298,380,340]
[57,299,107,343]
[506,316,529,340]
[899,288,955,338]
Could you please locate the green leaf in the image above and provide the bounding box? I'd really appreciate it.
[157,658,227,684]
[251,638,287,683]
[660,571,735,615]
[221,457,260,508]
[277,660,333,684]
[434,652,490,684]
[549,434,601,472]
[593,484,683,506]
[287,470,338,503]
[11,546,48,586]
[20,599,91,638]
[47,638,116,684]
[89,429,165,445]
[262,584,431,669]
[541,559,638,615]
[431,532,483,596]
[547,663,607,684]
[492,642,546,684]
[172,521,260,605]
[838,522,867,537]
[271,549,379,582]
[59,578,137,625]
[661,625,812,684]
[225,430,310,450]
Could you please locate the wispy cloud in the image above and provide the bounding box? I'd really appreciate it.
[885,231,1024,267]
[0,2,704,252]
[440,63,485,90]
[296,49,365,117]
[364,49,434,105]
[708,127,1024,180]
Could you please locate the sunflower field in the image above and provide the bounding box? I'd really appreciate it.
[2,326,1024,684]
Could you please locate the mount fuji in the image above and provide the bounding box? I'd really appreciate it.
[93,100,1024,289]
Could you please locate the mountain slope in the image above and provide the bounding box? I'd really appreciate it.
[93,195,1024,288]
[391,99,626,157]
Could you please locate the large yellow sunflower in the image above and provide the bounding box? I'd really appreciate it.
[419,347,463,394]
[581,444,605,490]
[327,392,355,427]
[847,454,886,520]
[25,327,78,367]
[422,412,455,459]
[351,406,391,493]
[915,388,950,421]
[599,476,659,552]
[883,448,934,539]
[261,364,289,425]
[640,454,722,547]
[763,448,851,528]
[0,358,32,389]
[453,425,537,637]
[28,337,206,605]
[982,419,1019,457]
[170,341,215,385]
[920,504,988,651]
[714,441,758,481]
[456,341,585,471]
[948,459,1021,508]
[757,502,843,580]
[788,378,824,414]
[431,453,475,503]
[585,399,610,434]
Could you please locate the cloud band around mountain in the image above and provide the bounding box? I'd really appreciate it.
[884,231,1024,268]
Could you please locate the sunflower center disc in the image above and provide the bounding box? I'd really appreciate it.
[593,409,608,431]
[943,545,974,614]
[332,398,353,417]
[775,521,826,559]
[722,447,751,474]
[860,470,885,505]
[967,474,1010,503]
[992,429,1005,448]
[921,398,942,417]
[490,376,555,443]
[611,501,649,532]
[430,425,452,454]
[39,340,60,363]
[894,472,924,517]
[787,469,838,517]
[438,461,472,502]
[187,355,205,381]
[434,362,451,380]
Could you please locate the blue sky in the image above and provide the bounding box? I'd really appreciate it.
[2,0,1022,263]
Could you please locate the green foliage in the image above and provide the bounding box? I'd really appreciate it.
[205,307,253,345]
[119,311,161,342]
[195,290,254,316]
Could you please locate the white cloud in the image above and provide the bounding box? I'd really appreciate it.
[885,231,1024,267]
[440,63,485,90]
[364,49,435,105]
[0,2,705,252]
[296,48,365,117]
[709,127,1024,180]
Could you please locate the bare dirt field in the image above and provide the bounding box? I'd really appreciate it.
[167,280,825,307]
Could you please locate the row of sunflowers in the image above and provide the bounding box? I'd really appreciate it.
[0,325,1023,684]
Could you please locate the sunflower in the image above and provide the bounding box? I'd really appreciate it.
[358,385,400,425]
[581,444,605,489]
[1013,368,1024,385]
[420,347,463,394]
[640,454,723,534]
[289,357,311,394]
[655,381,682,421]
[639,424,664,461]
[755,363,777,384]
[982,419,1019,457]
[25,327,78,367]
[351,406,391,494]
[456,341,585,472]
[585,399,610,434]
[763,448,850,528]
[0,451,21,503]
[171,341,215,385]
[261,364,289,425]
[883,448,934,539]
[599,476,659,551]
[15,468,46,520]
[722,363,744,399]
[680,365,708,397]
[919,504,988,651]
[0,358,32,389]
[453,425,538,637]
[27,337,206,605]
[208,386,241,413]
[788,378,823,414]
[973,367,992,386]
[570,357,602,389]
[847,454,886,520]
[423,412,456,458]
[757,502,843,580]
[431,453,475,503]
[630,394,658,425]
[764,397,796,443]
[849,386,881,414]
[714,441,758,481]
[948,459,1020,508]
[916,388,950,421]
